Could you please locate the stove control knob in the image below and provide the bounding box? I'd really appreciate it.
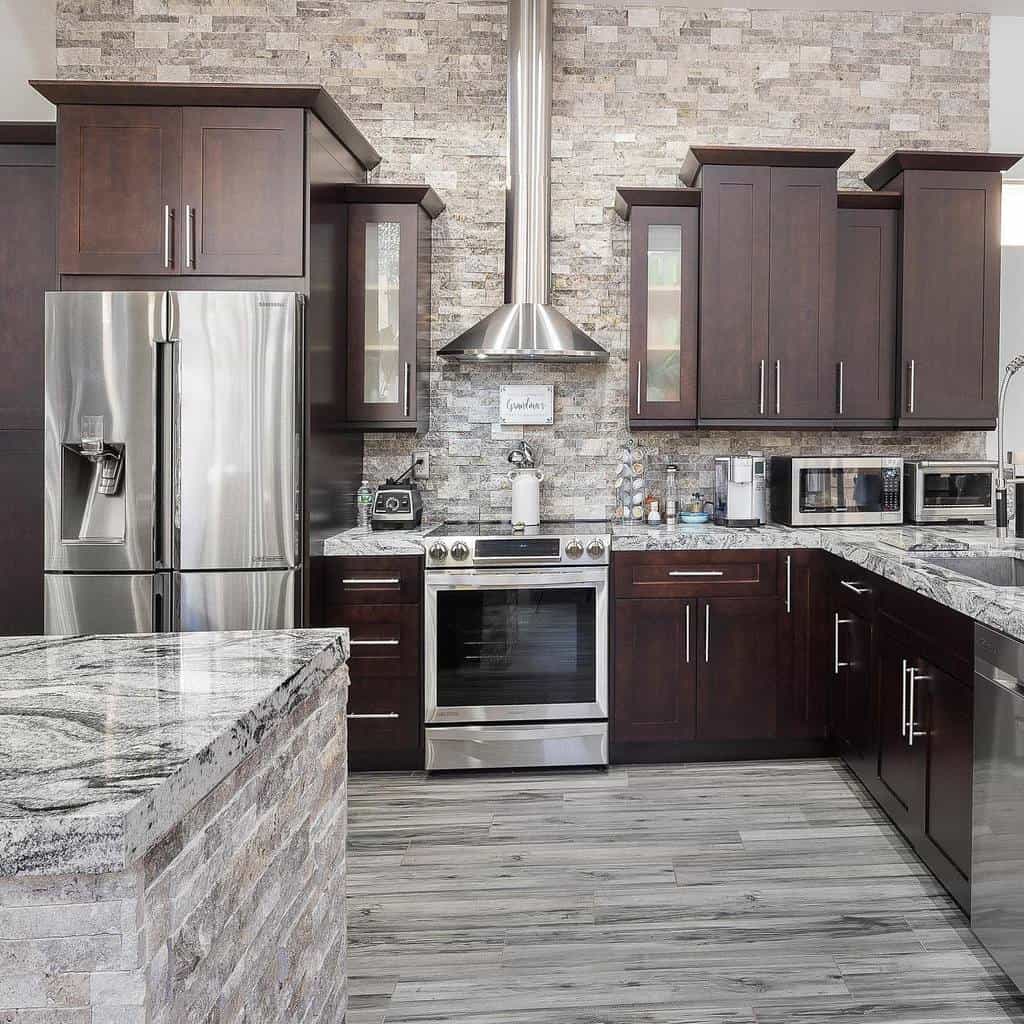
[586,539,606,559]
[450,541,470,562]
[565,538,584,559]
[428,541,448,561]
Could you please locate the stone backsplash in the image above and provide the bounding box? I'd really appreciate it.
[55,2,992,520]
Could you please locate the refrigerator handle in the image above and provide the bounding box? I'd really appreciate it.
[155,293,180,345]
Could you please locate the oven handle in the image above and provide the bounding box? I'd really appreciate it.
[426,568,608,590]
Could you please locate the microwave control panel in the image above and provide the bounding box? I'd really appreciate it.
[882,467,902,512]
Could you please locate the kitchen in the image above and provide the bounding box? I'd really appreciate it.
[4,0,1024,1022]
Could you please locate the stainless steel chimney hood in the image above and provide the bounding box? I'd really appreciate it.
[438,0,608,363]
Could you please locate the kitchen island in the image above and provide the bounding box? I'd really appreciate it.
[0,629,350,1023]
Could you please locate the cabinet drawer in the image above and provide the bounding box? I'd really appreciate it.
[321,603,420,677]
[614,550,778,599]
[347,674,421,765]
[829,560,881,618]
[323,555,422,605]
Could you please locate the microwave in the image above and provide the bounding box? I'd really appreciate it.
[904,460,997,524]
[770,456,903,526]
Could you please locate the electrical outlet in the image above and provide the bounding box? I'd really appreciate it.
[413,451,429,480]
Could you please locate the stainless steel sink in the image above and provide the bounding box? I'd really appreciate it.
[914,554,1024,587]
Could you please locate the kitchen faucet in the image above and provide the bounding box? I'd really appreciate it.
[996,354,1024,538]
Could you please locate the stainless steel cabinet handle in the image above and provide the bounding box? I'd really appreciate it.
[403,362,411,417]
[347,713,399,720]
[341,577,401,585]
[636,361,642,417]
[759,360,766,415]
[834,614,851,674]
[185,204,195,269]
[350,639,400,646]
[908,360,916,414]
[775,359,781,415]
[840,580,870,596]
[838,361,845,416]
[685,604,691,664]
[704,604,710,664]
[908,670,929,746]
[901,659,909,737]
[163,205,173,268]
[668,570,725,577]
[785,555,792,614]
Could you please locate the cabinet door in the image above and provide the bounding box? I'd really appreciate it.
[834,208,897,425]
[613,598,696,744]
[347,203,419,426]
[777,551,828,739]
[767,167,838,420]
[0,159,55,431]
[698,166,771,421]
[697,597,778,741]
[919,660,972,881]
[0,431,43,635]
[875,625,919,828]
[181,107,303,276]
[628,207,698,427]
[899,170,1002,427]
[832,605,874,767]
[58,105,181,275]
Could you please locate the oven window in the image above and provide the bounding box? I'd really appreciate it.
[799,468,882,513]
[436,587,596,707]
[922,472,992,508]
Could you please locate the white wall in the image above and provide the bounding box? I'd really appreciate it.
[0,1,56,121]
[990,16,1024,466]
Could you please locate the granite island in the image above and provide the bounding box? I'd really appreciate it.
[0,629,350,1023]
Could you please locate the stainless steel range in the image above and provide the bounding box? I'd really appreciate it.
[424,522,610,771]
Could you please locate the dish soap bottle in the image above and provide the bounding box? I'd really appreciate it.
[356,480,373,528]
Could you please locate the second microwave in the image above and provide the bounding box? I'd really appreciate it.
[904,460,997,524]
[770,456,904,526]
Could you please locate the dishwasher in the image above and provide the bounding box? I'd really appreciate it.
[972,623,1024,990]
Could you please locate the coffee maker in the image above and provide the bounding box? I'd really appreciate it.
[713,456,767,527]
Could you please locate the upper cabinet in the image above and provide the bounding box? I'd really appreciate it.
[834,191,900,427]
[343,185,444,433]
[865,151,1021,430]
[680,146,853,427]
[615,188,700,429]
[33,81,382,281]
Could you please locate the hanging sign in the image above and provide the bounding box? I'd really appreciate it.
[499,385,554,425]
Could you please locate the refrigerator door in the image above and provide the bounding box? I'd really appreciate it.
[171,292,301,571]
[175,570,298,631]
[44,573,157,634]
[44,292,165,572]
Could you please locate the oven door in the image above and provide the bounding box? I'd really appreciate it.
[914,466,995,522]
[425,567,608,724]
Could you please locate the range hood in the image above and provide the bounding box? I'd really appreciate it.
[438,0,608,363]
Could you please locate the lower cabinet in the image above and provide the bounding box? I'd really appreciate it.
[611,550,826,761]
[311,554,424,770]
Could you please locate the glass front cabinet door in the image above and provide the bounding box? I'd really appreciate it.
[627,203,699,427]
[346,192,440,431]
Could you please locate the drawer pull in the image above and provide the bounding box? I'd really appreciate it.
[347,713,400,720]
[341,577,401,585]
[350,639,400,646]
[840,580,870,596]
[668,570,725,578]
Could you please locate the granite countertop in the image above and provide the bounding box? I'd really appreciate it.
[319,523,441,556]
[0,629,348,877]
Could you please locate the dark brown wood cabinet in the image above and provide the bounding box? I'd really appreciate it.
[613,597,696,744]
[875,621,919,829]
[834,194,899,426]
[865,151,1021,429]
[181,107,304,276]
[313,554,424,771]
[0,124,56,636]
[343,186,443,432]
[58,105,181,276]
[683,147,852,426]
[615,189,699,428]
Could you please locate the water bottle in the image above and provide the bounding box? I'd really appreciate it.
[664,463,679,526]
[356,480,373,528]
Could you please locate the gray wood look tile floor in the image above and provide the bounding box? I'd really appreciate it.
[346,759,1024,1023]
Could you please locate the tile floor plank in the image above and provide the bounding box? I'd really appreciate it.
[347,759,1024,1022]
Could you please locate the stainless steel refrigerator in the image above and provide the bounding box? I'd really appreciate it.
[43,291,303,634]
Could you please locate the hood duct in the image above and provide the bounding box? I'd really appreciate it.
[438,0,609,362]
